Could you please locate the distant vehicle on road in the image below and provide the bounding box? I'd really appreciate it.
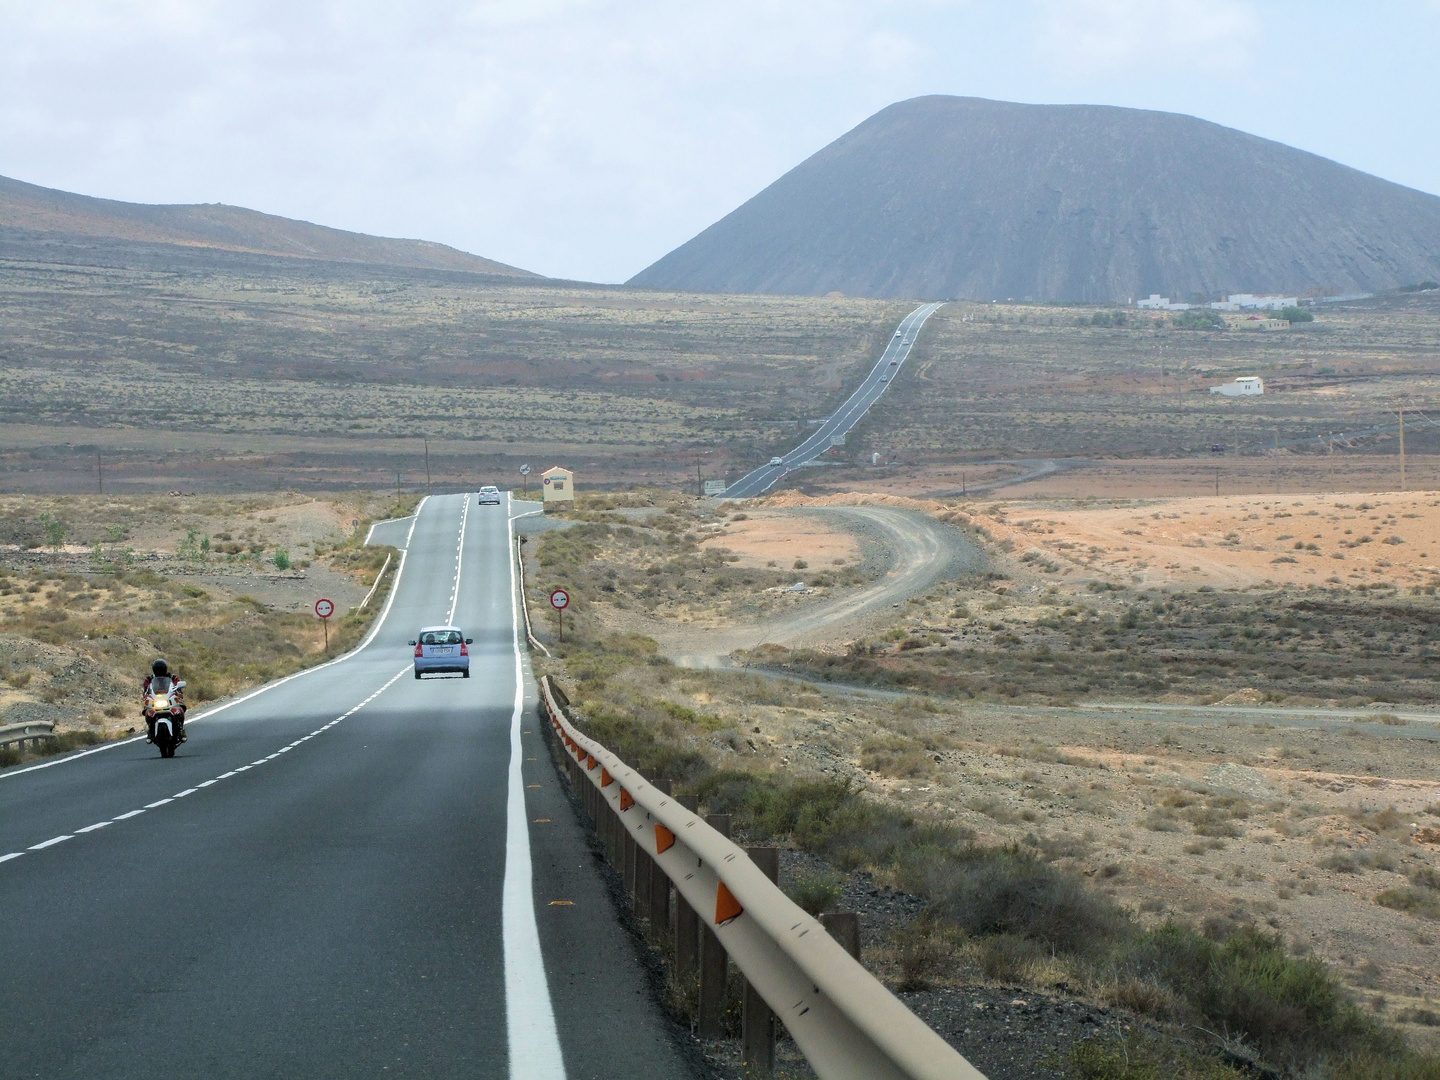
[880,376,889,382]
[1210,444,1225,454]
[893,329,902,337]
[410,626,472,679]
[769,456,784,465]
[476,485,501,505]
[889,360,898,366]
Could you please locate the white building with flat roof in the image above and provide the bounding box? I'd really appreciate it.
[1209,376,1264,396]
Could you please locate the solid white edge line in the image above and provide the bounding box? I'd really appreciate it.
[364,513,414,546]
[0,495,430,784]
[503,493,566,1079]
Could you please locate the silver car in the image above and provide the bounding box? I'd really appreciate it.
[410,625,471,679]
[477,485,501,505]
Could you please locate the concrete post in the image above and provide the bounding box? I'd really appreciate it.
[742,847,779,1075]
[697,813,732,1038]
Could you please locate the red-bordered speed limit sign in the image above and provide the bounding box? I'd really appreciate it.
[314,598,334,619]
[549,589,570,610]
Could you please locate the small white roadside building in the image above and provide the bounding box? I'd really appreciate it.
[541,466,574,507]
[1209,376,1264,397]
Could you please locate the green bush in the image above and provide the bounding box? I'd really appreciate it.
[1116,923,1396,1069]
[784,871,844,915]
[1066,1034,1247,1079]
[1280,306,1314,323]
[272,549,292,571]
[1172,311,1226,330]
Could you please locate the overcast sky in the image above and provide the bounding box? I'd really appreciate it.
[1,1,1436,283]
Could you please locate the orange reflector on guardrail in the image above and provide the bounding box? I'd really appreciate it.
[585,752,596,769]
[600,768,613,787]
[619,788,634,811]
[655,823,675,854]
[715,882,743,925]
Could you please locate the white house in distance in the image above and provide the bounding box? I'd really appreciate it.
[541,466,574,508]
[1210,294,1299,311]
[1136,294,1192,311]
[1209,376,1264,397]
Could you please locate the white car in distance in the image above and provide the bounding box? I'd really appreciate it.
[769,457,784,466]
[477,485,501,505]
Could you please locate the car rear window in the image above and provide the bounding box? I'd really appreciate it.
[420,630,463,645]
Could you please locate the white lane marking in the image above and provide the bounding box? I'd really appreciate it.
[404,496,429,549]
[0,852,23,863]
[446,494,470,625]
[364,513,413,546]
[7,665,413,866]
[1,494,430,785]
[503,492,567,1079]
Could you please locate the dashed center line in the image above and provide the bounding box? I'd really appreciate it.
[3,664,411,869]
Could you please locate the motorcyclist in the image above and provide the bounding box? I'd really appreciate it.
[141,658,186,743]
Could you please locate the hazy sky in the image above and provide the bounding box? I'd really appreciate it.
[1,1,1436,282]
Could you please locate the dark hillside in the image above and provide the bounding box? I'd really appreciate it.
[629,95,1440,302]
[0,173,535,277]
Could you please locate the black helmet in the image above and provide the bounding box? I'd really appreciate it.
[151,658,169,678]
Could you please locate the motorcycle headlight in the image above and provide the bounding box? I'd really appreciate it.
[153,695,169,709]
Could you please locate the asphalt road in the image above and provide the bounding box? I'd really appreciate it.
[724,301,945,498]
[0,493,697,1080]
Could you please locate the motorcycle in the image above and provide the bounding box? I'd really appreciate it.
[144,677,187,758]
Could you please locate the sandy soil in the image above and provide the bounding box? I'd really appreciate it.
[700,510,859,569]
[995,490,1440,589]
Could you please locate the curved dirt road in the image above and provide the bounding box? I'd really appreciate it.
[667,506,983,667]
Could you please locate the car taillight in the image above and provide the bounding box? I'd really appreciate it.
[415,643,423,657]
[460,642,468,656]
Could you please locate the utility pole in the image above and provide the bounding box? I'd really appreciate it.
[1400,405,1406,491]
[1215,467,1220,497]
[696,455,703,499]
[423,438,431,493]
[1274,428,1280,494]
[96,451,103,495]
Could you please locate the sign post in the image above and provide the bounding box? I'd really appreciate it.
[549,588,570,643]
[520,463,531,497]
[315,597,334,652]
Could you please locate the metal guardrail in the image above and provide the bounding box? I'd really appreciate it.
[0,720,57,751]
[356,552,392,611]
[538,675,984,1080]
[516,545,551,657]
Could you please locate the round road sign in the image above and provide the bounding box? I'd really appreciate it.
[549,589,570,611]
[314,598,334,619]
[520,463,531,476]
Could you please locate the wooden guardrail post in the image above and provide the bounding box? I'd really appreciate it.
[674,794,700,986]
[743,847,779,1075]
[821,912,862,961]
[698,813,732,1038]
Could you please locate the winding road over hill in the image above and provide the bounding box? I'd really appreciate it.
[724,303,944,499]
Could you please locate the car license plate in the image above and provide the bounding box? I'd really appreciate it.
[434,647,453,655]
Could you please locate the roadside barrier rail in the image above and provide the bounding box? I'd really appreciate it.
[538,674,985,1080]
[516,544,551,656]
[0,720,57,751]
[355,552,392,611]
